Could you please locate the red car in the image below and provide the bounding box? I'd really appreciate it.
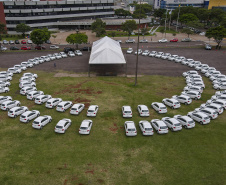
[35,46,46,50]
[170,38,178,42]
[21,46,31,50]
[21,40,27,44]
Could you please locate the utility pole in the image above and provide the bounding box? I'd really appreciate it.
[134,0,141,86]
[176,4,181,32]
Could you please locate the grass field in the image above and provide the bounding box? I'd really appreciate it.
[0,69,225,185]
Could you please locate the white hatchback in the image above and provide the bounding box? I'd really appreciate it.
[70,103,85,115]
[162,117,182,132]
[181,91,201,100]
[1,100,20,111]
[0,96,12,105]
[151,119,168,134]
[27,91,44,100]
[162,98,180,109]
[0,87,9,93]
[137,105,149,116]
[172,95,192,105]
[122,106,132,118]
[8,106,28,118]
[45,98,62,108]
[75,50,83,56]
[151,102,167,113]
[54,118,71,134]
[87,105,99,117]
[35,95,52,104]
[56,101,72,112]
[20,87,37,95]
[68,51,75,57]
[79,120,93,135]
[174,115,195,129]
[187,111,210,125]
[124,121,137,136]
[32,115,52,129]
[139,120,154,136]
[126,48,133,54]
[20,110,40,123]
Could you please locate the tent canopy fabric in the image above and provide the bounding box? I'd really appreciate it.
[89,36,126,65]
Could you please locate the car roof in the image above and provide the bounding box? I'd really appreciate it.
[125,121,135,128]
[167,118,180,124]
[138,105,148,110]
[81,120,92,127]
[194,112,209,117]
[58,101,69,105]
[35,116,47,121]
[57,120,67,126]
[141,121,152,127]
[72,103,83,108]
[88,105,97,110]
[123,106,131,111]
[202,108,215,112]
[2,100,12,104]
[22,111,33,116]
[10,106,20,111]
[155,120,166,126]
[179,116,193,121]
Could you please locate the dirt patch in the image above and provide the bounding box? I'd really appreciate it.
[97,179,105,184]
[109,123,119,133]
[85,170,94,174]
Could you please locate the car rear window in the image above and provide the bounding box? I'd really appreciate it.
[57,105,62,108]
[80,127,88,130]
[142,110,149,112]
[21,115,26,118]
[145,128,153,131]
[188,121,194,124]
[88,110,94,112]
[33,121,39,124]
[124,111,131,113]
[204,117,209,120]
[160,126,167,129]
[71,108,77,111]
[160,107,166,109]
[175,123,181,127]
[175,102,180,104]
[9,111,13,113]
[36,98,40,100]
[46,102,51,104]
[128,129,135,131]
[56,126,63,129]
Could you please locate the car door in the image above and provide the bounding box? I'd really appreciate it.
[53,100,57,106]
[89,122,92,130]
[139,123,144,132]
[17,108,23,115]
[138,106,141,114]
[64,122,69,130]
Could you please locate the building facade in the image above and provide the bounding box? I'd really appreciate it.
[208,0,226,11]
[0,0,115,34]
[154,0,209,9]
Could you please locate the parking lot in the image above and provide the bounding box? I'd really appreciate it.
[0,42,226,76]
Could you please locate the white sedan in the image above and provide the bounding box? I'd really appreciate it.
[20,110,40,123]
[151,119,168,134]
[0,87,9,93]
[56,101,73,112]
[149,51,157,57]
[32,115,52,129]
[54,118,71,134]
[23,73,38,79]
[162,98,180,109]
[59,52,68,58]
[75,50,83,56]
[1,100,20,111]
[79,120,93,135]
[141,50,150,56]
[151,102,167,113]
[173,115,195,129]
[124,121,137,137]
[45,98,62,108]
[126,48,133,54]
[139,120,154,136]
[87,105,99,117]
[50,45,59,49]
[68,51,75,57]
[161,117,182,131]
[134,49,142,55]
[70,103,85,115]
[158,38,167,43]
[137,105,149,116]
[35,95,52,104]
[8,106,28,118]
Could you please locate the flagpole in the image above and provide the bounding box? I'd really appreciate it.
[176,4,181,32]
[169,10,172,30]
[164,9,168,38]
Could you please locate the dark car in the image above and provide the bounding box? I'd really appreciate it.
[15,40,20,44]
[64,47,75,53]
[82,47,92,51]
[10,46,19,50]
[35,45,46,50]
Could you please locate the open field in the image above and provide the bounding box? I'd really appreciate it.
[0,43,226,184]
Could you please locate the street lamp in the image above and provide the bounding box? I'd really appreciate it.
[75,28,79,34]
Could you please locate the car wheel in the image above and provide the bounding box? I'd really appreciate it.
[26,120,29,123]
[17,104,20,106]
[184,125,187,129]
[200,121,203,125]
[157,130,159,134]
[63,109,65,112]
[5,90,8,93]
[217,88,220,90]
[14,115,17,118]
[171,106,175,109]
[195,97,198,100]
[40,126,43,130]
[49,119,52,122]
[32,98,34,101]
[170,127,174,131]
[37,113,40,116]
[185,102,188,105]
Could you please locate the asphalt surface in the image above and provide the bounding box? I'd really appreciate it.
[0,42,225,77]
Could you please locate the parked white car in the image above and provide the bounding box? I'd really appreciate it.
[8,67,21,74]
[141,50,150,56]
[201,103,224,115]
[19,81,36,89]
[74,50,83,56]
[8,106,28,118]
[20,87,37,95]
[151,119,168,134]
[56,101,73,112]
[0,87,9,93]
[137,105,149,116]
[187,111,210,125]
[50,45,59,49]
[124,121,137,136]
[1,100,20,110]
[162,117,183,131]
[149,51,157,57]
[182,70,198,77]
[155,52,164,58]
[0,75,12,81]
[139,120,154,136]
[20,76,36,83]
[45,98,62,108]
[0,96,12,105]
[134,49,142,55]
[158,38,167,43]
[27,91,44,100]
[32,115,52,129]
[162,98,180,109]
[70,103,85,115]
[87,105,99,117]
[181,91,201,100]
[213,83,226,90]
[14,65,27,71]
[125,39,135,43]
[35,95,52,104]
[59,52,67,58]
[184,85,203,93]
[54,53,62,59]
[174,115,195,129]
[47,54,56,60]
[23,73,38,79]
[0,71,13,77]
[195,108,218,119]
[172,95,192,105]
[122,106,132,118]
[0,81,10,87]
[79,120,93,135]
[20,110,40,123]
[151,102,167,113]
[54,118,71,134]
[211,94,226,101]
[215,90,226,96]
[126,48,133,54]
[68,51,75,57]
[206,99,226,110]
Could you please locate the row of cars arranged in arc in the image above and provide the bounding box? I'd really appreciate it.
[122,38,191,44]
[0,51,96,135]
[123,49,226,136]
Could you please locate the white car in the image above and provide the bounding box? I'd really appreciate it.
[139,120,154,136]
[186,78,203,84]
[161,54,170,60]
[45,98,62,108]
[151,119,168,134]
[181,91,201,100]
[206,99,226,110]
[174,115,195,129]
[182,70,198,77]
[215,90,226,96]
[79,120,93,135]
[0,96,12,105]
[59,52,67,58]
[188,82,205,89]
[141,50,150,56]
[54,53,62,59]
[0,81,10,87]
[162,117,182,131]
[8,67,21,74]
[122,106,132,118]
[19,81,36,89]
[158,38,167,43]
[87,105,99,117]
[149,51,157,57]
[162,98,180,109]
[68,51,75,57]
[74,50,83,56]
[195,108,218,119]
[20,110,40,123]
[22,62,33,68]
[184,86,203,93]
[155,52,164,58]
[20,87,37,95]
[1,100,20,111]
[32,60,40,65]
[20,76,36,82]
[212,78,226,85]
[27,91,44,100]
[172,95,192,105]
[175,56,186,63]
[70,103,85,115]
[211,94,226,101]
[54,118,71,134]
[23,73,38,79]
[124,121,137,136]
[187,111,210,125]
[0,76,11,82]
[168,55,178,61]
[14,65,26,71]
[205,71,220,78]
[50,45,59,49]
[125,39,135,43]
[47,54,56,60]
[27,40,32,44]
[151,102,167,113]
[201,103,224,115]
[137,105,149,117]
[0,71,13,77]
[126,48,133,54]
[213,83,226,90]
[35,95,52,104]
[134,49,142,55]
[32,115,52,129]
[56,101,73,112]
[0,87,9,93]
[8,106,28,118]
[140,39,148,43]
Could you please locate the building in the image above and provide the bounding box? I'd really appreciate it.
[0,0,115,34]
[208,0,226,11]
[154,0,209,9]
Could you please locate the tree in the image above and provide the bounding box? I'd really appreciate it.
[15,23,31,38]
[206,26,226,49]
[91,18,106,37]
[115,9,131,17]
[66,32,88,49]
[159,27,165,38]
[187,20,204,29]
[181,28,194,38]
[0,22,6,52]
[141,27,148,39]
[110,31,116,38]
[180,13,198,24]
[30,28,51,47]
[121,20,137,39]
[132,9,146,19]
[197,8,210,25]
[153,8,166,18]
[209,9,225,26]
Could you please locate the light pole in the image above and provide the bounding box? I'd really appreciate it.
[176,4,181,32]
[169,9,172,30]
[164,9,168,38]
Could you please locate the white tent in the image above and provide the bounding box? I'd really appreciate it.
[89,36,126,65]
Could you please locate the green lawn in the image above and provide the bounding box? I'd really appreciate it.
[0,69,225,185]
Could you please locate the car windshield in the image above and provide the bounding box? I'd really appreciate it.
[33,121,39,124]
[80,127,88,130]
[145,128,153,131]
[160,126,168,129]
[56,126,63,129]
[128,129,135,131]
